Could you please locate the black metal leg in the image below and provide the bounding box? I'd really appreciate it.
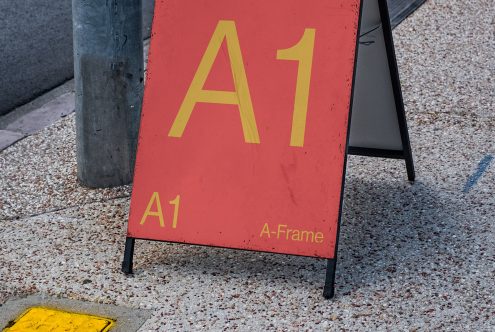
[405,153,415,182]
[377,0,416,184]
[323,258,337,299]
[122,237,135,274]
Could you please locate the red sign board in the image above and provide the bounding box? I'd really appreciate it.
[127,0,361,258]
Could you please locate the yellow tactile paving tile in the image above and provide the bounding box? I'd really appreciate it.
[3,307,114,332]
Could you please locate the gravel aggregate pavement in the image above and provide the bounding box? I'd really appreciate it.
[1,0,494,330]
[0,116,131,220]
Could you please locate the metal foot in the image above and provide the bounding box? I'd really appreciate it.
[405,155,415,182]
[122,237,135,274]
[323,258,337,299]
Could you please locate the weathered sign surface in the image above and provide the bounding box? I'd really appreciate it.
[127,0,361,258]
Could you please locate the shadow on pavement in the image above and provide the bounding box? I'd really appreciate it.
[134,177,467,295]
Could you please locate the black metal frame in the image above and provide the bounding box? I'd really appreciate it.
[323,0,415,299]
[347,0,415,183]
[122,0,415,299]
[322,0,364,300]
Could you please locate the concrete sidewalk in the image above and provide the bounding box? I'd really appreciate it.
[1,0,494,330]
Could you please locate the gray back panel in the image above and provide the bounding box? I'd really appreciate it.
[349,0,403,151]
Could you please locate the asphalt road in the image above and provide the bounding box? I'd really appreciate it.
[0,0,154,116]
[0,0,420,116]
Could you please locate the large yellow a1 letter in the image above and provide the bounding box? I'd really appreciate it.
[140,192,165,228]
[168,20,260,144]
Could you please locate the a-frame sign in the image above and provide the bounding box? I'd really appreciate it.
[122,0,415,299]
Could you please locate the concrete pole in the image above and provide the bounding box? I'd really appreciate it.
[72,0,143,188]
